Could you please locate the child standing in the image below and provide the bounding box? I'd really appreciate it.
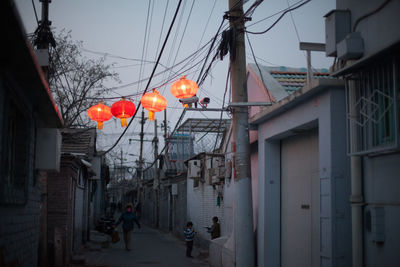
[206,216,221,240]
[184,221,196,258]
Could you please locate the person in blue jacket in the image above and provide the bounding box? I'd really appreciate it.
[184,221,196,258]
[115,203,141,251]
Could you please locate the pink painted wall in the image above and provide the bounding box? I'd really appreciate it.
[246,65,277,230]
[247,67,274,145]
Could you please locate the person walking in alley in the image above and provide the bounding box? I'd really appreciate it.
[206,216,221,240]
[184,221,196,258]
[115,203,141,251]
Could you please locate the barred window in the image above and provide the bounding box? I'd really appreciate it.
[347,57,400,155]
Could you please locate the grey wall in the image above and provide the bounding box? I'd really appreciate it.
[257,87,352,267]
[363,153,400,266]
[336,0,400,58]
[159,185,170,232]
[141,183,156,226]
[172,180,187,240]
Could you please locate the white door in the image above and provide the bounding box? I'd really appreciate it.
[281,130,319,267]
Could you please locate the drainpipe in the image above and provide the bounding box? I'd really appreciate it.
[350,156,363,267]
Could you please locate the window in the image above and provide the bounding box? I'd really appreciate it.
[346,56,400,155]
[0,88,32,204]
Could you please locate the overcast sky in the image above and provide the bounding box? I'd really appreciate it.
[15,0,335,166]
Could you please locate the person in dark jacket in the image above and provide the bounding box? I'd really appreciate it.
[206,216,221,239]
[115,203,141,251]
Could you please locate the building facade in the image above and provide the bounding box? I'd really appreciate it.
[250,78,351,267]
[0,1,63,266]
[328,1,400,266]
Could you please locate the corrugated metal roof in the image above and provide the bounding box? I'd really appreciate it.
[61,128,96,157]
[176,118,231,133]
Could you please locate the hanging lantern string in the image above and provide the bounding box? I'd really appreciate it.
[100,0,183,156]
[86,79,177,103]
[86,68,196,101]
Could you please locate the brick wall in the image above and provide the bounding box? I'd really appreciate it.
[0,130,42,267]
[187,177,225,249]
[47,156,79,264]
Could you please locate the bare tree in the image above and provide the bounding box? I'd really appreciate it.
[48,30,119,127]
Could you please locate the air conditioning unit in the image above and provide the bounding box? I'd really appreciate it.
[188,160,201,179]
[35,128,61,171]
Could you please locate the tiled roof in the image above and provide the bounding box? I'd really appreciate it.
[248,63,333,96]
[61,128,96,157]
[267,66,331,94]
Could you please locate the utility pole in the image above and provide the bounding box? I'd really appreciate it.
[228,0,255,266]
[36,3,52,262]
[137,110,146,202]
[120,148,124,181]
[163,109,168,159]
[153,119,159,228]
[35,0,54,81]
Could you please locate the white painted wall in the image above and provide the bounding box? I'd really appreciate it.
[255,85,351,267]
[186,177,225,241]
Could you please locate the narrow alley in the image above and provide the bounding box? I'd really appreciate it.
[70,225,209,267]
[2,0,400,266]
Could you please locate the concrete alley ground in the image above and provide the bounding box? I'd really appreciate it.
[69,225,209,267]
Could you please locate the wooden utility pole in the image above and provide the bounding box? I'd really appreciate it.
[137,110,146,202]
[153,119,159,228]
[120,148,124,181]
[228,0,255,266]
[163,109,168,159]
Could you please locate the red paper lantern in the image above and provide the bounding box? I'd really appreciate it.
[111,99,136,127]
[140,89,167,121]
[88,102,112,130]
[170,75,199,99]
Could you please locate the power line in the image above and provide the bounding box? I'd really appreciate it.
[160,0,195,96]
[197,0,217,51]
[81,47,172,72]
[142,14,229,172]
[159,0,188,93]
[246,0,307,28]
[246,32,274,103]
[285,0,318,73]
[31,0,39,26]
[246,0,311,35]
[101,0,184,155]
[90,39,213,93]
[213,64,230,151]
[154,0,170,61]
[137,0,153,92]
[286,0,302,42]
[246,54,279,67]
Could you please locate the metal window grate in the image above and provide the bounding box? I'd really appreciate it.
[346,57,400,155]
